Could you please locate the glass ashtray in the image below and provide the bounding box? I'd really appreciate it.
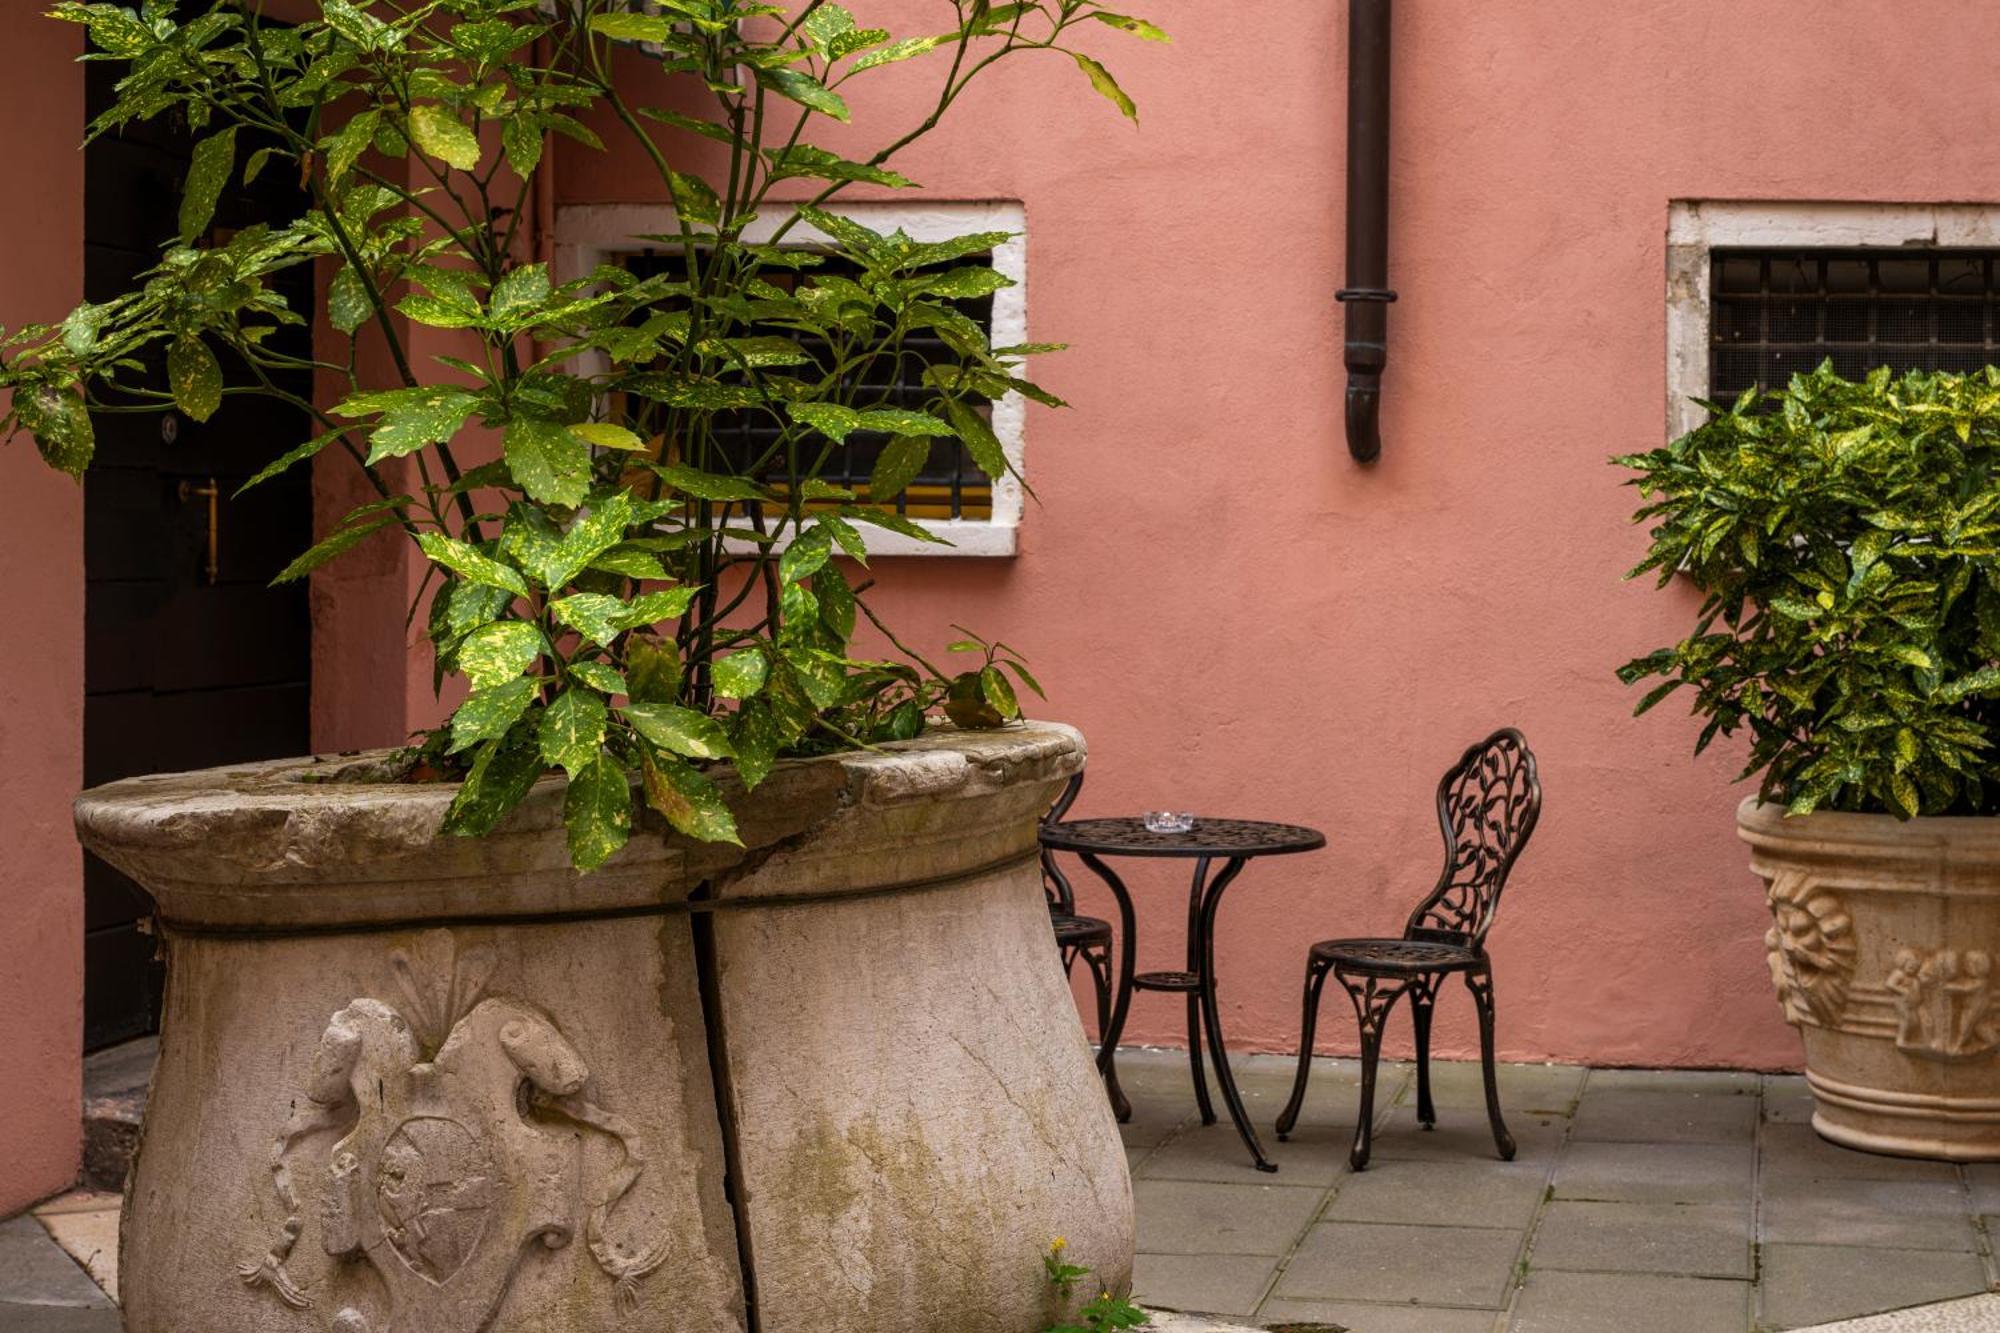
[1143,811,1196,833]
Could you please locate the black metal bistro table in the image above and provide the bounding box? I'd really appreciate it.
[1039,817,1327,1172]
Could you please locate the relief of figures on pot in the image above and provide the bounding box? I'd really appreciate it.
[1762,874,1858,1028]
[1885,947,2000,1062]
[238,931,669,1333]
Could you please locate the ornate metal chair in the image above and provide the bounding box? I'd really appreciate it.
[1275,728,1541,1170]
[1042,774,1129,1118]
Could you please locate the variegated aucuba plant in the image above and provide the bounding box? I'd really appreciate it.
[1,0,1165,867]
[1619,363,2000,819]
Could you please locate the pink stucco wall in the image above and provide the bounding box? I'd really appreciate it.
[0,15,84,1215]
[557,0,2000,1070]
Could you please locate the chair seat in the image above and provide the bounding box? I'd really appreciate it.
[1310,937,1481,974]
[1051,912,1113,948]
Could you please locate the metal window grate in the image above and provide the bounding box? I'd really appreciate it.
[1710,248,2000,403]
[624,249,996,521]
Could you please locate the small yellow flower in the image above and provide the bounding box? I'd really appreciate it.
[1050,1236,1067,1253]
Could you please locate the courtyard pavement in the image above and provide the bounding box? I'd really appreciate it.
[1117,1048,2000,1331]
[6,1048,2000,1331]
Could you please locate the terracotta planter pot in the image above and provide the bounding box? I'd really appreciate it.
[1740,796,2000,1160]
[75,722,1129,1333]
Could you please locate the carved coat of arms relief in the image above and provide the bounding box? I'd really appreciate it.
[239,931,669,1332]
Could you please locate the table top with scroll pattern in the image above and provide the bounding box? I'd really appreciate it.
[1039,817,1326,859]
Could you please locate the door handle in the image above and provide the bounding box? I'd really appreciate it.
[177,476,220,584]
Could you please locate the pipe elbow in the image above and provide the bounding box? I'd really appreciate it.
[1346,377,1382,463]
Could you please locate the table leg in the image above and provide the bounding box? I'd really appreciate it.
[1079,852,1138,1123]
[1186,855,1215,1125]
[1196,857,1278,1172]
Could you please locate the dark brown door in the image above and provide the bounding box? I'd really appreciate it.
[82,60,314,1050]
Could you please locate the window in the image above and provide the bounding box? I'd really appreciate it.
[623,246,998,522]
[1666,202,2000,439]
[555,201,1028,556]
[1710,249,2000,403]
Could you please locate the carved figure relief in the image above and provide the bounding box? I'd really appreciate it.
[240,931,669,1332]
[1762,872,1857,1027]
[1884,947,2000,1061]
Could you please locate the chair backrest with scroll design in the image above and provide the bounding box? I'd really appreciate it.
[1040,772,1085,916]
[1402,729,1541,951]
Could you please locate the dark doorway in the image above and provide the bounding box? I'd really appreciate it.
[81,61,314,1050]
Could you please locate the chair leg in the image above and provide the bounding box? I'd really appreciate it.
[1187,991,1215,1126]
[1411,973,1437,1130]
[1341,972,1406,1171]
[1277,955,1333,1140]
[1086,944,1130,1122]
[1467,966,1516,1161]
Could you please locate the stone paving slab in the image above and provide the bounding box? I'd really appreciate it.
[1757,1245,1991,1330]
[1528,1199,1752,1279]
[1509,1270,1752,1332]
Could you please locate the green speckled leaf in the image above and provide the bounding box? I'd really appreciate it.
[410,104,481,171]
[551,593,625,647]
[328,265,373,335]
[457,619,544,689]
[624,635,680,703]
[567,661,627,695]
[16,381,94,476]
[618,586,700,630]
[441,715,543,838]
[711,650,767,700]
[416,532,530,598]
[505,418,590,507]
[943,398,1006,479]
[449,677,536,754]
[539,687,608,775]
[622,702,733,759]
[179,128,236,244]
[867,435,929,502]
[168,337,222,421]
[730,699,780,790]
[564,752,632,871]
[641,749,741,845]
[366,388,479,463]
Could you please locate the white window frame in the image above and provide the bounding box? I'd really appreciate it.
[1666,200,2000,441]
[554,200,1029,558]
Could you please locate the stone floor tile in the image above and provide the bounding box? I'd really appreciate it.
[1273,1221,1524,1307]
[1141,1121,1356,1188]
[0,1217,113,1310]
[1527,1200,1751,1278]
[1132,1252,1279,1318]
[1372,1111,1570,1167]
[1400,1060,1588,1114]
[1569,1088,1760,1144]
[1507,1270,1750,1332]
[1962,1164,2000,1213]
[1552,1141,1755,1205]
[1121,1100,1200,1150]
[1254,1296,1503,1332]
[1762,1123,1960,1184]
[1763,1074,1817,1124]
[1133,1179,1327,1256]
[1758,1244,1989,1329]
[1322,1159,1551,1230]
[1759,1178,1979,1251]
[32,1209,118,1304]
[1586,1068,1761,1095]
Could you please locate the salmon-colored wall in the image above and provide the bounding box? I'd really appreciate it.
[553,0,2000,1070]
[0,13,84,1214]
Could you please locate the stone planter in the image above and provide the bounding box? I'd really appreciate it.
[1741,796,2000,1159]
[75,722,1129,1333]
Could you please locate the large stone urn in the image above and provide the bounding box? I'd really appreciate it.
[1741,796,2000,1159]
[75,721,1130,1333]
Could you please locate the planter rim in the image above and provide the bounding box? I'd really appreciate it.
[1737,793,2000,863]
[74,720,1084,931]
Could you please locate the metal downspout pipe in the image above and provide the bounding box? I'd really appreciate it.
[1339,0,1395,463]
